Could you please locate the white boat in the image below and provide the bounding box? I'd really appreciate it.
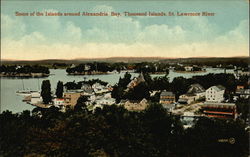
[16,90,38,96]
[16,79,40,96]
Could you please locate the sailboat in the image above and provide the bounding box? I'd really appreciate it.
[16,79,39,96]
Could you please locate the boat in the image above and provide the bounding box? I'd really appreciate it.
[16,79,39,96]
[16,90,38,96]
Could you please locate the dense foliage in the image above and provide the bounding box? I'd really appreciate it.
[112,72,239,102]
[41,80,52,104]
[66,62,171,74]
[66,63,116,74]
[56,81,64,98]
[64,79,108,90]
[135,62,169,73]
[0,65,50,74]
[0,103,248,157]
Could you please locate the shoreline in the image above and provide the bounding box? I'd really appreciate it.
[174,70,206,73]
[0,73,50,78]
[67,71,109,75]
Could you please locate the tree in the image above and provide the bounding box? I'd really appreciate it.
[74,96,89,111]
[41,80,52,104]
[118,72,131,88]
[111,85,124,103]
[171,77,189,99]
[56,81,64,98]
[125,82,150,100]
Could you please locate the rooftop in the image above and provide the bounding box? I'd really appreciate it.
[203,102,236,108]
[160,91,175,97]
[187,83,205,94]
[208,85,226,92]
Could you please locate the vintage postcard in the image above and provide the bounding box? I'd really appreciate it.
[0,0,249,156]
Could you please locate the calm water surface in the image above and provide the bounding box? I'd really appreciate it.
[0,68,233,113]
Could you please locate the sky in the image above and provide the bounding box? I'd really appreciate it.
[1,0,249,60]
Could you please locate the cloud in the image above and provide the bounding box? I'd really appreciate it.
[92,5,114,12]
[1,5,249,60]
[215,19,249,45]
[137,24,186,45]
[65,21,82,43]
[1,14,26,39]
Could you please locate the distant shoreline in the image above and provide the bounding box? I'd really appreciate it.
[67,71,109,75]
[0,73,49,78]
[174,70,206,73]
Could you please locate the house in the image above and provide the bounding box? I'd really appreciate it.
[63,92,84,107]
[123,98,148,111]
[83,88,94,96]
[205,85,225,103]
[160,91,175,104]
[92,83,108,93]
[179,84,205,104]
[234,69,250,79]
[201,102,237,119]
[236,85,244,90]
[84,64,91,71]
[184,66,193,71]
[53,98,64,107]
[127,73,145,89]
[106,84,113,91]
[162,103,175,112]
[95,98,115,106]
[92,83,103,90]
[81,84,92,90]
[235,88,250,99]
[30,91,42,104]
[178,94,196,104]
[181,112,196,129]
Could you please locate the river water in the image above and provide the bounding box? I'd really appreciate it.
[0,68,233,113]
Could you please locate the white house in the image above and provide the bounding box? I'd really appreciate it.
[184,66,193,71]
[205,85,225,103]
[95,98,115,106]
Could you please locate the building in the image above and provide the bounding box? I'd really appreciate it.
[184,66,193,71]
[63,92,84,107]
[160,91,175,104]
[30,91,42,104]
[181,112,197,129]
[162,103,175,112]
[234,69,250,77]
[81,84,92,90]
[187,84,205,96]
[53,98,64,107]
[178,94,197,104]
[92,83,109,94]
[235,88,250,99]
[201,102,237,119]
[205,85,225,103]
[95,98,115,106]
[127,73,145,89]
[123,98,148,111]
[179,84,205,104]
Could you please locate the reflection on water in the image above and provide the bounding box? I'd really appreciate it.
[0,68,233,113]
